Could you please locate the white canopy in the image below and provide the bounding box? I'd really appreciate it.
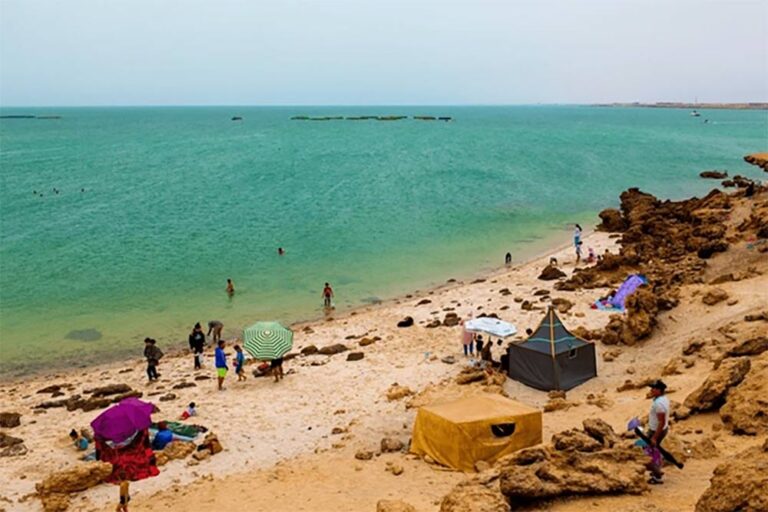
[465,317,517,339]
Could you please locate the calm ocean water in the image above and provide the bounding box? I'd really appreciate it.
[1,106,766,376]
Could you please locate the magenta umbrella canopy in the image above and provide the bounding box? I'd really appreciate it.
[90,397,154,443]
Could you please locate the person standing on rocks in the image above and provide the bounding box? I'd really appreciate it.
[647,380,671,484]
[189,322,206,370]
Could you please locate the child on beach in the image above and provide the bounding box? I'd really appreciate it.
[69,429,89,451]
[215,340,228,391]
[475,335,484,357]
[180,402,197,420]
[234,345,246,381]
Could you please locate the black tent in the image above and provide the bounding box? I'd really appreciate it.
[507,307,597,391]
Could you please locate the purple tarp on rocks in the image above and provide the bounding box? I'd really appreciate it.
[610,274,648,309]
[91,397,154,443]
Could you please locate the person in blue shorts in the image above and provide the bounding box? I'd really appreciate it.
[234,345,246,382]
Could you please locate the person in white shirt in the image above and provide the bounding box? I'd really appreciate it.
[647,379,671,484]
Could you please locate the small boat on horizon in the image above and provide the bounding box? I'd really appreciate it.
[690,110,701,117]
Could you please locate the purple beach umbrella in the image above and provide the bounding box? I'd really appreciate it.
[90,397,155,444]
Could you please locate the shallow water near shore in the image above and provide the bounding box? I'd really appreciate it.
[0,105,766,376]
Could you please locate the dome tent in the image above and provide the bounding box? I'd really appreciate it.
[507,306,597,391]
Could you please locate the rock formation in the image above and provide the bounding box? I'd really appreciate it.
[719,353,768,434]
[695,439,768,512]
[683,357,751,413]
[36,462,114,512]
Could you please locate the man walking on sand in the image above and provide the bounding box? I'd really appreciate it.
[646,380,671,484]
[207,320,223,344]
[143,338,163,382]
[215,339,228,391]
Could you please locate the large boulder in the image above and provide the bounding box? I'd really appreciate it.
[538,265,566,281]
[155,440,196,466]
[719,353,768,435]
[0,412,21,428]
[597,208,627,232]
[37,462,114,512]
[397,316,414,328]
[497,445,647,502]
[582,418,617,447]
[386,384,414,401]
[699,170,728,179]
[84,383,132,397]
[440,480,510,512]
[684,357,751,413]
[551,429,603,452]
[726,336,768,357]
[318,344,348,355]
[702,288,729,306]
[377,500,417,512]
[695,441,768,512]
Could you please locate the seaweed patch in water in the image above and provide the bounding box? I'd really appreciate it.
[65,328,103,341]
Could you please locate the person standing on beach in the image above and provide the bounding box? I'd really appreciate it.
[646,380,671,484]
[271,356,284,382]
[505,252,512,265]
[143,338,163,382]
[207,320,223,344]
[574,224,582,246]
[189,323,206,370]
[322,282,334,308]
[234,345,246,382]
[215,339,228,391]
[575,241,583,263]
[460,318,474,357]
[226,278,235,297]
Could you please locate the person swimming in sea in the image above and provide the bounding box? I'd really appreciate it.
[278,247,285,255]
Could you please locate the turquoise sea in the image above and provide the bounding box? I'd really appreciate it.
[1,106,766,376]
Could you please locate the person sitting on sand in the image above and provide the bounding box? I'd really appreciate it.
[215,339,228,391]
[226,278,235,297]
[234,345,246,381]
[549,256,558,266]
[586,247,596,264]
[180,402,197,420]
[70,429,89,451]
[207,320,223,344]
[271,357,284,382]
[151,422,173,451]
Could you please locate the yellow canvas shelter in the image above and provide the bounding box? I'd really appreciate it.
[410,394,542,471]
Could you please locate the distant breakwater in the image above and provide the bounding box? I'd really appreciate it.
[289,115,453,121]
[0,115,62,120]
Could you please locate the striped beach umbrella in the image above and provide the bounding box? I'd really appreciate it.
[243,321,293,360]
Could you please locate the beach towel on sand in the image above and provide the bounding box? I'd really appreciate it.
[610,274,648,309]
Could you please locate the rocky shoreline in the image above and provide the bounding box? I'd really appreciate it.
[0,163,766,511]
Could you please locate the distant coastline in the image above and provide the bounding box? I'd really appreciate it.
[595,102,768,110]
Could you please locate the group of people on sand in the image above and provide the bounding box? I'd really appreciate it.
[142,278,335,390]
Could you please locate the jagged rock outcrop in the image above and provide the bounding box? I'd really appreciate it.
[378,500,417,512]
[155,440,196,466]
[683,357,751,413]
[36,462,114,512]
[538,265,566,281]
[597,208,627,231]
[599,286,658,346]
[719,353,768,434]
[695,439,768,512]
[726,336,768,357]
[497,445,647,502]
[743,152,768,172]
[440,478,510,512]
[700,170,728,179]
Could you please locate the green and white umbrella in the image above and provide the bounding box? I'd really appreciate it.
[243,321,293,360]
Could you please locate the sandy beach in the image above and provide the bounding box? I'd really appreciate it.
[1,180,767,512]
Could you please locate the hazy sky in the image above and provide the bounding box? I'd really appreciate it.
[1,0,766,106]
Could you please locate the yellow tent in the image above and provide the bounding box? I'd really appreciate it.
[410,394,542,471]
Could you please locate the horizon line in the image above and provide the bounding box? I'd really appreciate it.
[2,101,767,110]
